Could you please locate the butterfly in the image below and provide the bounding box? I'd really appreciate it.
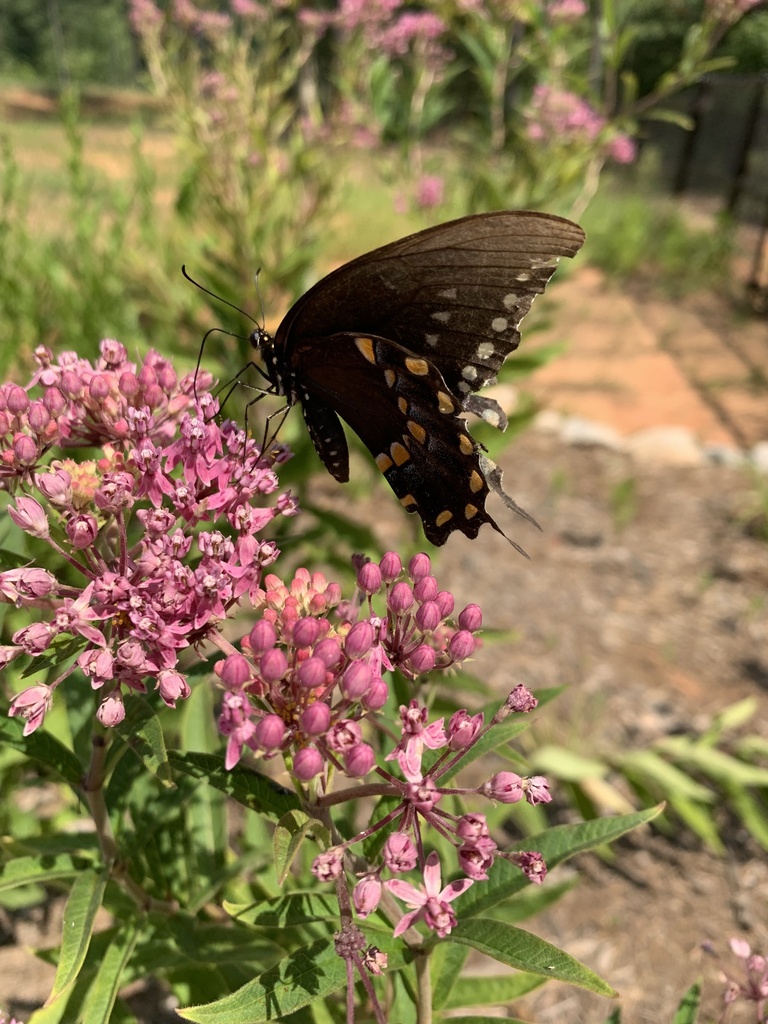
[249,211,585,547]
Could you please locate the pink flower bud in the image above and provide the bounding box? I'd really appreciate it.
[43,386,66,414]
[435,590,454,617]
[513,850,547,884]
[483,771,523,804]
[28,401,51,433]
[415,600,441,631]
[524,775,552,806]
[219,653,252,689]
[36,469,72,504]
[260,648,288,682]
[60,370,83,399]
[456,814,490,843]
[13,434,37,466]
[408,644,435,675]
[345,742,375,778]
[9,683,53,735]
[89,375,110,400]
[458,844,494,880]
[341,661,372,699]
[249,619,276,655]
[379,551,402,581]
[97,693,125,727]
[9,496,50,538]
[506,684,538,713]
[353,874,383,918]
[6,384,29,415]
[362,676,388,710]
[344,620,374,659]
[293,745,323,781]
[157,669,191,707]
[0,567,57,604]
[312,847,343,881]
[458,603,482,631]
[119,371,140,397]
[357,561,382,594]
[101,338,128,365]
[299,702,330,736]
[313,637,343,668]
[296,656,326,689]
[448,709,483,750]
[13,621,53,654]
[143,384,164,408]
[408,552,431,580]
[137,365,157,389]
[383,832,417,873]
[66,513,99,549]
[255,713,286,749]
[449,630,475,661]
[292,616,322,648]
[388,582,414,614]
[413,576,438,602]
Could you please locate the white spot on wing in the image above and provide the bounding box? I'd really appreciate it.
[438,287,457,299]
[431,311,451,323]
[477,342,495,359]
[515,271,531,282]
[425,333,439,347]
[462,365,477,381]
[491,317,508,333]
[503,293,518,309]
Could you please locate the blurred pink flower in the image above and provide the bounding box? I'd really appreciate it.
[607,133,637,164]
[415,175,444,209]
[548,0,588,19]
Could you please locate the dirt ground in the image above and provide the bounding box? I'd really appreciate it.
[2,268,768,1022]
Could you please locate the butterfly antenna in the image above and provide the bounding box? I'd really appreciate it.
[181,265,259,326]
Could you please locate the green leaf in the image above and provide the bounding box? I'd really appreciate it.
[723,784,768,851]
[115,698,174,788]
[167,751,301,818]
[273,811,324,886]
[672,980,701,1024]
[431,940,469,1009]
[437,711,532,784]
[177,937,349,1022]
[78,922,140,1024]
[462,808,662,916]
[0,851,84,892]
[532,744,608,781]
[657,737,768,787]
[443,971,546,1010]
[224,892,340,928]
[620,749,713,802]
[0,716,84,786]
[48,867,109,1003]
[449,919,616,996]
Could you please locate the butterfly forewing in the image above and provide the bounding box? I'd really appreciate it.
[263,210,585,546]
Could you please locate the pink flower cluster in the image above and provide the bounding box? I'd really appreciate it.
[309,681,551,939]
[527,85,636,164]
[215,552,483,772]
[704,937,768,1018]
[299,0,448,62]
[3,341,297,733]
[547,0,588,20]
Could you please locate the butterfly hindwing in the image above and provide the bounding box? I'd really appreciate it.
[294,333,510,544]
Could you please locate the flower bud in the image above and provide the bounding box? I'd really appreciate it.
[357,561,382,595]
[219,653,252,689]
[483,771,523,804]
[362,676,388,710]
[97,693,125,728]
[448,709,483,750]
[408,644,435,675]
[8,683,53,735]
[407,552,431,580]
[9,496,50,538]
[341,661,372,699]
[60,370,83,399]
[293,745,323,781]
[345,742,375,778]
[6,384,29,415]
[415,600,441,632]
[313,637,343,669]
[296,656,326,689]
[435,590,454,617]
[43,386,66,414]
[449,630,475,662]
[383,833,417,873]
[353,874,382,918]
[292,616,322,649]
[299,702,331,736]
[28,401,51,433]
[249,619,276,655]
[255,713,285,750]
[344,620,374,659]
[413,576,438,602]
[157,669,191,707]
[387,582,414,614]
[36,468,72,505]
[458,603,483,631]
[89,374,110,400]
[66,513,99,549]
[506,684,538,713]
[379,551,402,581]
[13,434,37,466]
[260,648,288,682]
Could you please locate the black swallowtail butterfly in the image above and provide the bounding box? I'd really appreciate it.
[251,211,585,547]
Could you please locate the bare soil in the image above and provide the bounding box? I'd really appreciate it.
[2,268,768,1022]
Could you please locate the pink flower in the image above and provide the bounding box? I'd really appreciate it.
[607,133,637,164]
[9,684,54,735]
[385,851,473,937]
[415,175,444,209]
[353,874,383,918]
